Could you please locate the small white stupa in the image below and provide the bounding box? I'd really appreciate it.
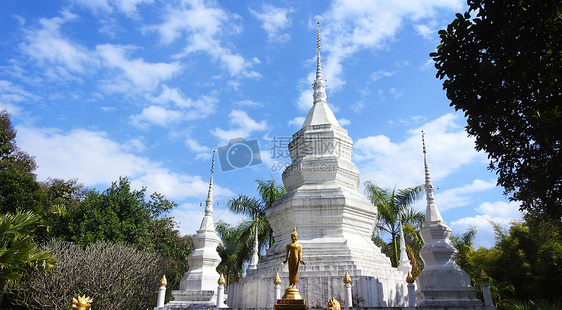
[397,222,412,276]
[416,132,492,310]
[165,151,223,309]
[248,225,259,271]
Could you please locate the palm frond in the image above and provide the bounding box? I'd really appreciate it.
[227,195,262,218]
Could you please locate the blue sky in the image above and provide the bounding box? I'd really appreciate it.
[0,0,522,248]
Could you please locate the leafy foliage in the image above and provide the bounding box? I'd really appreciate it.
[0,110,37,178]
[451,226,477,272]
[6,240,162,310]
[225,178,285,277]
[457,217,562,305]
[216,221,250,285]
[364,181,424,267]
[148,217,193,302]
[0,212,54,295]
[37,178,85,244]
[0,170,43,215]
[502,297,562,310]
[65,177,177,249]
[431,0,562,220]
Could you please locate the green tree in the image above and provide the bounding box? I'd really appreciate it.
[0,110,36,178]
[65,177,177,250]
[215,220,250,285]
[148,217,193,302]
[431,0,562,220]
[226,178,285,267]
[364,181,424,267]
[0,212,54,300]
[472,219,562,302]
[0,170,43,216]
[451,226,477,274]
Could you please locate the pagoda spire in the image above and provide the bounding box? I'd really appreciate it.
[205,150,215,216]
[301,22,339,128]
[313,22,327,105]
[422,131,444,223]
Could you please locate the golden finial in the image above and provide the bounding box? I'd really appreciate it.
[479,269,489,283]
[159,275,167,287]
[218,273,226,285]
[317,22,321,51]
[274,272,282,285]
[406,271,415,284]
[343,271,352,284]
[72,295,93,310]
[327,297,341,310]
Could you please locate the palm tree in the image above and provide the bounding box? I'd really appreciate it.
[215,221,249,285]
[226,178,285,268]
[364,181,424,267]
[0,211,54,300]
[451,226,477,272]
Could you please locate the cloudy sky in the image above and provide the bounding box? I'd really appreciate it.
[0,0,522,248]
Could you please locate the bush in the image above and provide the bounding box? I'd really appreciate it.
[5,240,163,309]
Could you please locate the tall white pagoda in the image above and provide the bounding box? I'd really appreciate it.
[227,24,409,309]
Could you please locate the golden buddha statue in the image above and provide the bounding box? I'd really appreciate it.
[282,227,306,289]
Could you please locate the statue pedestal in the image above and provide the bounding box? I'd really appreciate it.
[274,299,307,310]
[274,287,307,310]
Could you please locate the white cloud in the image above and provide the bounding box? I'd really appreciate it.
[420,58,434,70]
[147,0,259,79]
[19,11,96,79]
[389,88,404,98]
[18,11,181,92]
[130,86,217,128]
[236,99,263,108]
[293,0,463,116]
[0,80,40,103]
[15,125,233,201]
[451,200,523,248]
[16,126,153,185]
[371,70,395,81]
[96,44,181,91]
[338,118,351,126]
[415,21,437,40]
[174,204,245,235]
[434,179,497,211]
[185,137,213,160]
[130,105,184,128]
[288,116,305,127]
[398,115,427,126]
[296,89,313,112]
[100,106,116,112]
[354,113,483,188]
[249,4,295,43]
[212,110,267,142]
[73,0,154,17]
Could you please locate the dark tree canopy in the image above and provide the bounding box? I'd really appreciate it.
[0,110,37,178]
[431,0,562,220]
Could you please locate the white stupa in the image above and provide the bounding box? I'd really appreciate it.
[416,133,491,310]
[165,152,222,309]
[227,24,409,309]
